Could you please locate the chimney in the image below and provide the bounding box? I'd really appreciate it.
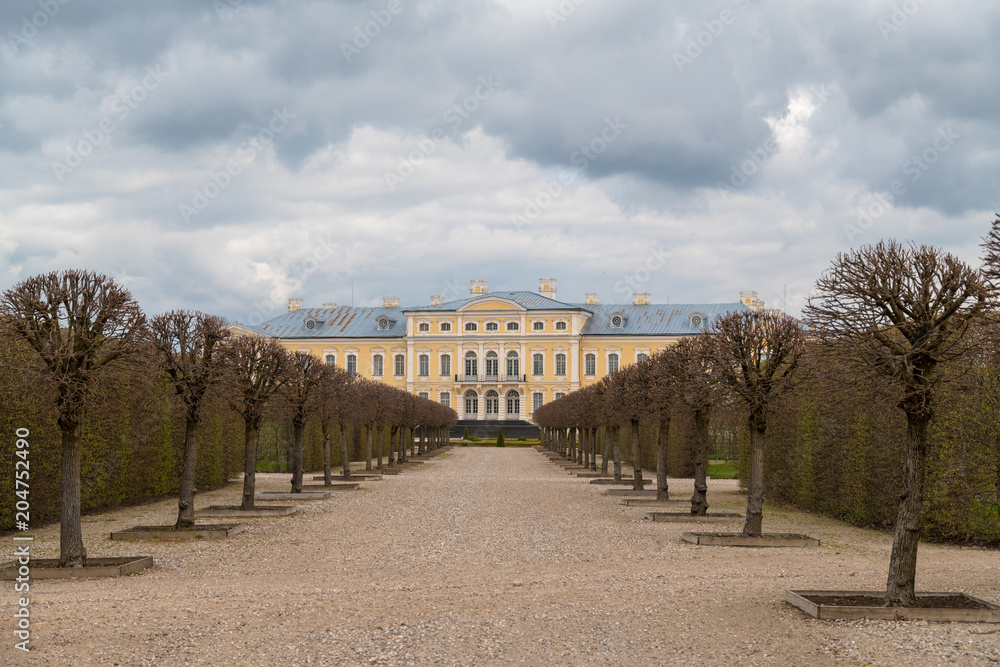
[288,298,303,312]
[322,302,337,309]
[383,296,400,308]
[470,280,488,295]
[430,295,445,305]
[585,292,600,305]
[740,291,764,311]
[538,278,557,298]
[632,293,651,306]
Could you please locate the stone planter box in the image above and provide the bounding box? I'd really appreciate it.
[0,556,153,579]
[196,505,298,517]
[300,483,360,491]
[682,532,820,547]
[313,474,381,481]
[620,498,688,507]
[589,478,650,486]
[647,512,743,523]
[111,524,246,540]
[605,489,659,497]
[254,491,330,501]
[786,590,1000,622]
[576,472,609,478]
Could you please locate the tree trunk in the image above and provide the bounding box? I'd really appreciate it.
[631,421,644,491]
[59,420,87,567]
[591,427,598,471]
[365,426,373,471]
[291,417,305,493]
[420,426,426,454]
[656,419,669,502]
[885,412,930,606]
[241,420,259,510]
[742,415,766,537]
[340,425,351,480]
[601,427,610,475]
[175,415,200,530]
[613,426,622,481]
[321,423,332,486]
[376,425,384,470]
[690,409,709,516]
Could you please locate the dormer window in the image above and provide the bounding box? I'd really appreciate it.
[465,322,477,332]
[532,321,544,331]
[610,315,624,328]
[506,322,519,331]
[555,321,567,331]
[486,322,499,331]
[418,322,430,332]
[377,317,391,330]
[689,313,705,328]
[440,322,452,332]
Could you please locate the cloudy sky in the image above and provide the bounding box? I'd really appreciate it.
[1,0,998,325]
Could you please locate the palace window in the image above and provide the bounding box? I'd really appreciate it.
[506,390,520,415]
[485,351,499,377]
[440,392,450,408]
[485,390,499,414]
[394,354,405,376]
[555,321,567,331]
[418,354,429,376]
[325,354,336,367]
[418,322,429,332]
[418,392,429,400]
[372,354,384,377]
[532,321,544,331]
[465,390,478,415]
[506,351,519,377]
[440,322,452,332]
[555,392,565,400]
[585,353,596,375]
[486,322,499,331]
[465,351,478,377]
[506,322,519,331]
[608,353,619,373]
[465,322,477,332]
[440,353,451,376]
[347,354,357,375]
[555,353,566,376]
[637,353,649,363]
[532,392,544,411]
[532,353,543,376]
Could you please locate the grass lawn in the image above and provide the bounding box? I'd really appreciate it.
[707,460,738,479]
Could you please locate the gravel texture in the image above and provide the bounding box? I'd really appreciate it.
[3,446,999,665]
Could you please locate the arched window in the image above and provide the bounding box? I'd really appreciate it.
[464,390,478,415]
[325,354,336,367]
[372,354,384,376]
[608,353,619,373]
[485,350,499,377]
[440,322,452,332]
[637,353,649,363]
[555,321,567,331]
[418,354,429,376]
[585,353,596,375]
[506,350,519,377]
[418,322,429,332]
[533,353,544,376]
[347,354,357,375]
[440,353,451,376]
[465,322,477,332]
[532,321,544,331]
[486,322,499,331]
[555,353,567,376]
[485,390,499,414]
[506,321,519,331]
[465,351,477,377]
[394,354,405,376]
[506,390,520,416]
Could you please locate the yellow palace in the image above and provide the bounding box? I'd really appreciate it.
[234,279,758,423]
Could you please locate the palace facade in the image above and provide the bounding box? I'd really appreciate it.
[234,279,759,423]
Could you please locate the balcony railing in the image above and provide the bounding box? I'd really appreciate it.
[454,374,527,383]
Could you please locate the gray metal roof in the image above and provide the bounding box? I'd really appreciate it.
[251,306,407,339]
[404,291,586,312]
[576,302,751,336]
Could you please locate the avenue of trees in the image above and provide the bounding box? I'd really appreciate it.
[0,270,456,565]
[537,219,1000,608]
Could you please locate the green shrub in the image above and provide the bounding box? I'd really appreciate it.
[517,436,526,441]
[497,427,505,447]
[462,426,470,440]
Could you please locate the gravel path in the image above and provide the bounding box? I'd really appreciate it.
[3,446,999,665]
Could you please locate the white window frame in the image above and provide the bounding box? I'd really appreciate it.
[555,353,567,376]
[440,353,451,377]
[394,354,405,376]
[418,354,430,377]
[372,354,384,377]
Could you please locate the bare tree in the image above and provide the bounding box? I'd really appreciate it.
[315,364,353,485]
[711,309,806,537]
[147,310,230,529]
[805,241,987,606]
[223,336,294,510]
[0,270,145,566]
[284,351,328,492]
[982,213,1000,298]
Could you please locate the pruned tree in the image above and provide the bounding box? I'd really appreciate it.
[0,270,145,566]
[804,240,987,607]
[648,346,682,502]
[315,363,353,485]
[147,310,230,529]
[711,309,806,537]
[223,336,294,509]
[283,351,330,492]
